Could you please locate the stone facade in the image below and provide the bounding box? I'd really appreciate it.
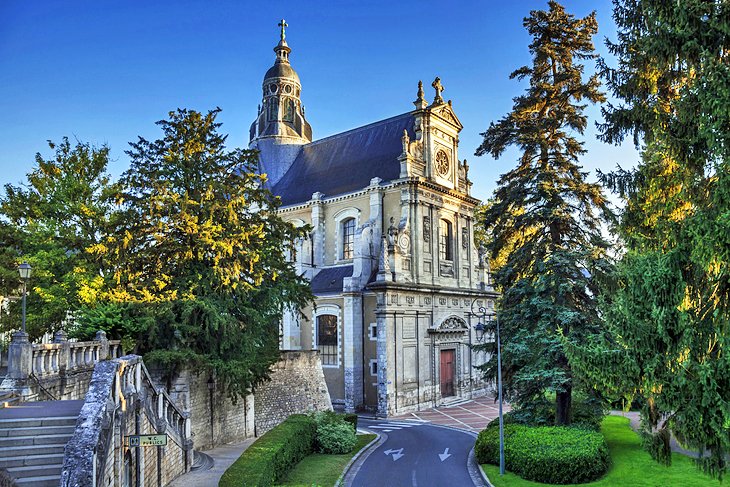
[254,350,332,435]
[251,25,499,416]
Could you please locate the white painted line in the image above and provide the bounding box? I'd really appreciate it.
[369,426,401,430]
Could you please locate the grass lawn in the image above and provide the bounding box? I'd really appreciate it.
[483,416,721,486]
[276,433,377,487]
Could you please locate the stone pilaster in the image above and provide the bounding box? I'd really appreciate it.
[342,291,363,413]
[310,192,325,268]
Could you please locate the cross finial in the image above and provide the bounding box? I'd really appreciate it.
[278,19,288,41]
[432,77,444,104]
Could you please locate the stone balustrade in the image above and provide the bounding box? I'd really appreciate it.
[61,355,192,487]
[0,329,122,400]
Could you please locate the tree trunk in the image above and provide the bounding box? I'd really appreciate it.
[556,385,572,426]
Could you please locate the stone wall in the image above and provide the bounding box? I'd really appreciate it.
[61,355,191,487]
[254,350,332,435]
[157,369,254,452]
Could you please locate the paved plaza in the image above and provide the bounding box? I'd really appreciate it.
[395,395,512,432]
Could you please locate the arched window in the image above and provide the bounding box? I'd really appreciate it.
[439,219,453,261]
[342,218,356,260]
[267,98,278,121]
[317,314,338,366]
[284,98,295,122]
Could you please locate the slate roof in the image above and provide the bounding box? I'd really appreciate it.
[272,112,416,206]
[310,265,353,295]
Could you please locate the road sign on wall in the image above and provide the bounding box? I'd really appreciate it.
[127,434,168,447]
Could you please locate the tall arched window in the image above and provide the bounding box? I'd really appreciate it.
[317,314,338,366]
[342,218,356,259]
[267,98,278,121]
[439,219,453,261]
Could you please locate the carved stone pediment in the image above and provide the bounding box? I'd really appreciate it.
[434,106,463,129]
[429,315,468,334]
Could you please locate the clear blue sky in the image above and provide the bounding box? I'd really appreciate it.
[0,0,638,203]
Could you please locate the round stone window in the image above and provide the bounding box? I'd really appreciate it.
[435,150,450,177]
[284,84,293,94]
[269,83,278,94]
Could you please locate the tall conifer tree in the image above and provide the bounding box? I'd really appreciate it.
[474,1,610,425]
[566,0,730,475]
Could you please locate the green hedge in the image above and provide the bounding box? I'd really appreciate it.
[343,413,358,431]
[219,414,316,487]
[475,423,610,484]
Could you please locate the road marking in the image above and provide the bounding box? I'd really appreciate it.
[384,422,420,427]
[411,469,418,486]
[369,426,401,430]
[438,447,452,461]
[384,448,404,461]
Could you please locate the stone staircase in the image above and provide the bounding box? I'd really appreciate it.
[0,400,84,487]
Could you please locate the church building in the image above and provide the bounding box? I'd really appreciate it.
[250,22,498,416]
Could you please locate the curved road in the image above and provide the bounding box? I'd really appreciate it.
[347,418,486,487]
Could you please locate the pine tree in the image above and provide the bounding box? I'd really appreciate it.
[97,108,312,397]
[474,1,611,425]
[566,0,730,475]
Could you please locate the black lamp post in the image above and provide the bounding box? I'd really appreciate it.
[471,298,505,476]
[18,262,32,335]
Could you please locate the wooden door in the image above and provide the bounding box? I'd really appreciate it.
[440,349,455,397]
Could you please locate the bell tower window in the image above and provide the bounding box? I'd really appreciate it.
[267,98,278,121]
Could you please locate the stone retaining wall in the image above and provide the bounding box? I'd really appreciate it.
[254,350,332,435]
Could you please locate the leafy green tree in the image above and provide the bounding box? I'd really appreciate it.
[96,108,312,397]
[0,138,113,339]
[474,1,611,425]
[566,0,730,476]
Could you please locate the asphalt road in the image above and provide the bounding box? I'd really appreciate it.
[348,418,485,487]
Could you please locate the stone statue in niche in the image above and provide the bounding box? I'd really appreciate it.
[423,216,431,242]
[462,227,469,249]
[478,244,490,271]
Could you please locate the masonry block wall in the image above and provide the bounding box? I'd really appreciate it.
[254,350,332,435]
[156,369,255,451]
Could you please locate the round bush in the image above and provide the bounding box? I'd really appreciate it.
[475,423,610,484]
[316,420,357,454]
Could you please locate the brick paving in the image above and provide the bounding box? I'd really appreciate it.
[395,395,511,432]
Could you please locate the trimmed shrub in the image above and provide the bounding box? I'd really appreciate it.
[316,420,358,454]
[310,410,357,454]
[475,423,610,484]
[343,413,358,431]
[219,414,316,487]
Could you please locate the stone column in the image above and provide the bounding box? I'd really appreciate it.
[54,329,70,373]
[4,331,32,380]
[342,289,363,413]
[95,330,109,361]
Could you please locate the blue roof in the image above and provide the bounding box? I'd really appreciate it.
[272,112,415,206]
[310,265,353,295]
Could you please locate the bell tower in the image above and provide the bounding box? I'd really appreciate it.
[250,20,312,185]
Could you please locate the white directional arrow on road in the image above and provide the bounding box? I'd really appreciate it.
[384,448,405,461]
[438,447,452,461]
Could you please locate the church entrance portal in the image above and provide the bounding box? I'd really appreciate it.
[440,349,455,397]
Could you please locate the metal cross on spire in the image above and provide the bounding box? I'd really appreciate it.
[278,19,288,41]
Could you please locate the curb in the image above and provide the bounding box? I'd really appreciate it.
[335,429,384,487]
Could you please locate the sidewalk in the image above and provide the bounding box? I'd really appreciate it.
[168,437,256,487]
[394,395,511,432]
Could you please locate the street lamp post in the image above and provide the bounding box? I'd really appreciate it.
[471,298,505,476]
[495,315,505,475]
[18,262,32,335]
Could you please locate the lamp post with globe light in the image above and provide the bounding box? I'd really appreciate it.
[471,298,505,476]
[18,262,32,335]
